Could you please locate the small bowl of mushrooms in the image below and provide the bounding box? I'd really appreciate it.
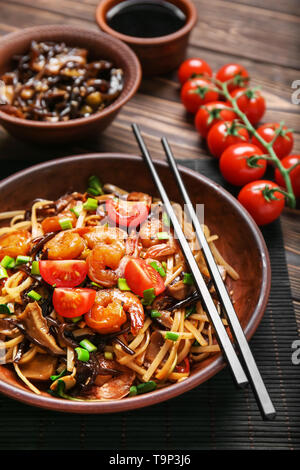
[0,25,141,143]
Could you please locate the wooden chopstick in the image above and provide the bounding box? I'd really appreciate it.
[161,136,276,420]
[132,123,248,389]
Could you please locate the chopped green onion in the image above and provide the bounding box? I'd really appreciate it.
[104,351,113,360]
[128,385,138,396]
[71,315,83,323]
[185,304,196,319]
[156,231,169,240]
[16,255,31,266]
[70,205,82,218]
[118,278,131,291]
[142,288,156,305]
[165,332,179,342]
[59,218,73,230]
[31,260,40,275]
[90,281,102,289]
[183,273,194,285]
[79,339,97,353]
[151,309,161,318]
[87,175,103,196]
[0,304,11,314]
[50,368,67,382]
[75,347,90,362]
[83,198,98,211]
[162,261,167,271]
[0,266,8,280]
[1,256,15,269]
[150,261,166,278]
[162,212,170,227]
[137,381,157,394]
[27,290,42,301]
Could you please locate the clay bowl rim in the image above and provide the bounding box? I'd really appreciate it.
[95,0,198,46]
[0,153,271,414]
[0,25,142,129]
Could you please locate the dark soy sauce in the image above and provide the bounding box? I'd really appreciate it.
[106,0,187,38]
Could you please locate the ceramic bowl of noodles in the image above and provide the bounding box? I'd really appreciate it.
[0,154,270,413]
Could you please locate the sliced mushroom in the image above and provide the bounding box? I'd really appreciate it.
[145,331,165,363]
[153,310,173,329]
[167,279,192,301]
[50,367,77,392]
[19,354,57,381]
[18,302,65,355]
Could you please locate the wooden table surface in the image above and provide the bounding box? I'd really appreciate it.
[0,0,299,330]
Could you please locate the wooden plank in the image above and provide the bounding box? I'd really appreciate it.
[224,0,300,16]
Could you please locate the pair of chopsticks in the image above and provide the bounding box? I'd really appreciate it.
[132,123,276,420]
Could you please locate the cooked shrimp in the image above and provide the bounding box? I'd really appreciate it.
[85,227,126,287]
[44,230,85,259]
[0,230,31,260]
[41,211,77,234]
[87,355,135,400]
[144,235,178,260]
[85,288,144,335]
[127,191,152,207]
[139,218,162,248]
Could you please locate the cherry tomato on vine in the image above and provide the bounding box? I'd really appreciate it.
[219,143,266,186]
[228,88,266,125]
[180,77,219,114]
[274,155,300,198]
[216,63,250,92]
[178,58,212,85]
[252,123,294,160]
[194,101,237,138]
[207,120,249,158]
[238,180,285,226]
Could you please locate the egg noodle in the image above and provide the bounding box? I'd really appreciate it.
[0,181,238,400]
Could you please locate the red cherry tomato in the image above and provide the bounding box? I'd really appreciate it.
[39,260,87,287]
[194,101,237,138]
[229,88,266,125]
[41,211,77,234]
[53,287,96,318]
[180,78,219,114]
[238,180,285,226]
[106,198,149,228]
[252,123,294,160]
[216,63,250,92]
[124,258,165,297]
[274,155,300,198]
[207,120,249,159]
[178,58,212,85]
[219,143,266,186]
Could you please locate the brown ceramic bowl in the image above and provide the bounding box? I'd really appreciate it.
[0,154,271,413]
[96,0,197,75]
[0,25,141,143]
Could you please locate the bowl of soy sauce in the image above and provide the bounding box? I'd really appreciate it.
[96,0,197,75]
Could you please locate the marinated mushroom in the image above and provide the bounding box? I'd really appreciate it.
[19,354,57,381]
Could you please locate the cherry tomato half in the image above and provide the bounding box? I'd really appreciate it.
[219,143,266,186]
[252,123,294,160]
[106,198,149,228]
[207,120,249,159]
[180,78,219,114]
[124,258,165,297]
[275,155,300,198]
[229,88,266,125]
[52,287,96,318]
[216,63,250,92]
[41,211,77,234]
[178,58,212,85]
[39,260,87,287]
[238,180,285,226]
[195,101,237,138]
